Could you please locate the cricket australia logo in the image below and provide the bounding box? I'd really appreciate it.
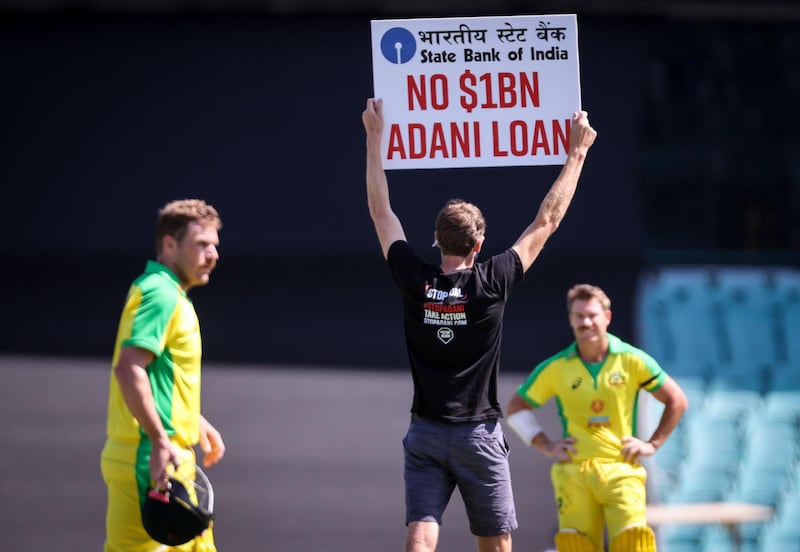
[608,371,627,387]
[437,327,454,344]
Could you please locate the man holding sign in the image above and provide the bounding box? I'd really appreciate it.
[362,97,596,552]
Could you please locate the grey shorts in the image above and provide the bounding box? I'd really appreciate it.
[403,416,518,537]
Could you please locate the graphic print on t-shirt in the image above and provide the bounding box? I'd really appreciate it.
[423,283,469,327]
[437,327,454,344]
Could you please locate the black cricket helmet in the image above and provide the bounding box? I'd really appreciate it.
[141,463,215,545]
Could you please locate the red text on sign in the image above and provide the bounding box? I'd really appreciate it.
[492,119,570,157]
[407,74,449,111]
[387,121,482,159]
[407,71,541,113]
[459,71,540,113]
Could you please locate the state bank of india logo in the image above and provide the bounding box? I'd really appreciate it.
[380,27,416,64]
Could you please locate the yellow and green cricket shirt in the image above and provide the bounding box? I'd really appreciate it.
[516,333,666,463]
[105,260,203,451]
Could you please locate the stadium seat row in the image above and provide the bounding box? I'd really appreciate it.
[636,266,800,551]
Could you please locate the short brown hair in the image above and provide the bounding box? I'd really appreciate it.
[155,199,222,254]
[434,199,485,256]
[566,284,611,312]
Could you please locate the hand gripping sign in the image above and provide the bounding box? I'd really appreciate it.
[370,14,582,170]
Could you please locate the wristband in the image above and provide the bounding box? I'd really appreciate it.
[506,409,543,445]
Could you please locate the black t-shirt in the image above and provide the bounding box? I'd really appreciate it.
[387,240,524,422]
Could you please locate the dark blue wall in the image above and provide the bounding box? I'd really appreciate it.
[1,13,654,369]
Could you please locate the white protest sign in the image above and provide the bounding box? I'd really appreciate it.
[370,14,581,170]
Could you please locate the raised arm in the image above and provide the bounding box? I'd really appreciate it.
[511,111,597,272]
[363,98,406,259]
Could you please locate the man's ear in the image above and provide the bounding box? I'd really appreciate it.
[161,234,178,255]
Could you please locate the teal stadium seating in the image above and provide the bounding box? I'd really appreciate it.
[699,524,759,552]
[758,489,800,551]
[636,266,800,551]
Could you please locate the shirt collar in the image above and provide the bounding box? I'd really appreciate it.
[144,260,182,289]
[566,332,622,358]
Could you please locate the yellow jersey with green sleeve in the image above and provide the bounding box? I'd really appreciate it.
[105,260,202,449]
[516,333,666,463]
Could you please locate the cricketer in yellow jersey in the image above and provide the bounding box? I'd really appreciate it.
[507,284,688,552]
[101,199,226,552]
